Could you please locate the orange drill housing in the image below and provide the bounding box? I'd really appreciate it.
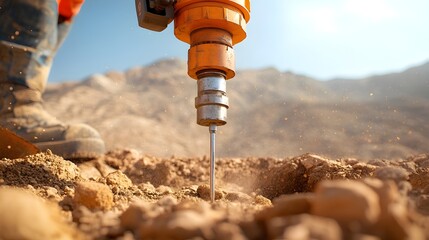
[174,0,251,80]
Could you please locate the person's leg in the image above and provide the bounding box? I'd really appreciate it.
[0,0,105,159]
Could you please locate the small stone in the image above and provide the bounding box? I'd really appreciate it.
[225,191,252,202]
[105,171,133,189]
[254,195,272,206]
[213,223,246,240]
[95,159,118,177]
[412,154,429,168]
[157,185,174,195]
[352,234,381,240]
[140,182,156,192]
[139,210,213,239]
[174,199,211,213]
[267,214,342,240]
[416,195,429,213]
[397,181,412,196]
[239,220,265,240]
[362,178,400,206]
[255,193,313,220]
[45,186,58,198]
[77,161,102,180]
[311,180,380,225]
[157,195,178,208]
[300,154,329,169]
[197,185,223,200]
[374,166,409,182]
[120,201,154,230]
[74,181,114,210]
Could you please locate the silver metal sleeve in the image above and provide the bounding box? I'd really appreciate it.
[195,73,229,126]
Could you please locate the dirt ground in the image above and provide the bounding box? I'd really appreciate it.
[1,150,429,240]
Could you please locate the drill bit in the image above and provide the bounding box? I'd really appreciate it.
[195,72,228,203]
[209,124,217,202]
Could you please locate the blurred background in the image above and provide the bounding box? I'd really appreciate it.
[50,0,429,82]
[45,0,429,159]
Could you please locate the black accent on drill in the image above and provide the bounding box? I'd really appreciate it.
[146,0,167,16]
[196,70,227,79]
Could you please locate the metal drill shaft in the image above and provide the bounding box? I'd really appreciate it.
[195,71,227,202]
[209,124,217,202]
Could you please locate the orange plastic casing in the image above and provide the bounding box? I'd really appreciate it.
[174,0,251,80]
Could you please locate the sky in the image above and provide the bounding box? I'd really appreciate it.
[50,0,429,82]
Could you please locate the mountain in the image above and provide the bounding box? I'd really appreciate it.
[44,59,429,159]
[325,62,429,102]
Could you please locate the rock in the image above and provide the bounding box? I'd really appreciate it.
[409,154,429,192]
[386,204,425,240]
[0,187,79,240]
[397,181,412,196]
[300,154,330,169]
[213,223,247,240]
[416,195,429,214]
[266,214,342,240]
[255,193,313,221]
[360,178,425,240]
[254,195,272,206]
[363,178,401,205]
[374,166,409,183]
[173,199,211,213]
[239,220,266,240]
[225,191,252,202]
[139,182,156,192]
[74,181,114,210]
[398,161,417,175]
[197,184,224,200]
[105,171,133,189]
[72,206,122,239]
[156,185,174,195]
[94,160,117,177]
[139,210,215,239]
[311,180,380,226]
[257,160,306,198]
[352,234,381,240]
[352,162,378,174]
[120,201,159,230]
[45,186,59,198]
[77,161,102,180]
[157,195,178,208]
[412,154,429,168]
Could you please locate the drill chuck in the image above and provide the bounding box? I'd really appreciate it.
[195,72,229,126]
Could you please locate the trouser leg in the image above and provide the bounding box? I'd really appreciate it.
[0,1,105,160]
[0,0,71,92]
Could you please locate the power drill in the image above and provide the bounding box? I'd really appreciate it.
[136,0,250,202]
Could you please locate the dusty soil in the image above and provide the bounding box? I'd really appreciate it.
[1,150,429,240]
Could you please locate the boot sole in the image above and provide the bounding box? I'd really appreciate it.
[35,138,105,160]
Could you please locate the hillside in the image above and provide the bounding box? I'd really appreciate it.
[44,59,429,159]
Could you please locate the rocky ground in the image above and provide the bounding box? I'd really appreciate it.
[1,150,429,240]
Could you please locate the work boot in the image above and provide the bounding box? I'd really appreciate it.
[0,0,105,159]
[0,83,105,159]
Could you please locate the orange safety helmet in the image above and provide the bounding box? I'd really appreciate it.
[57,0,85,20]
